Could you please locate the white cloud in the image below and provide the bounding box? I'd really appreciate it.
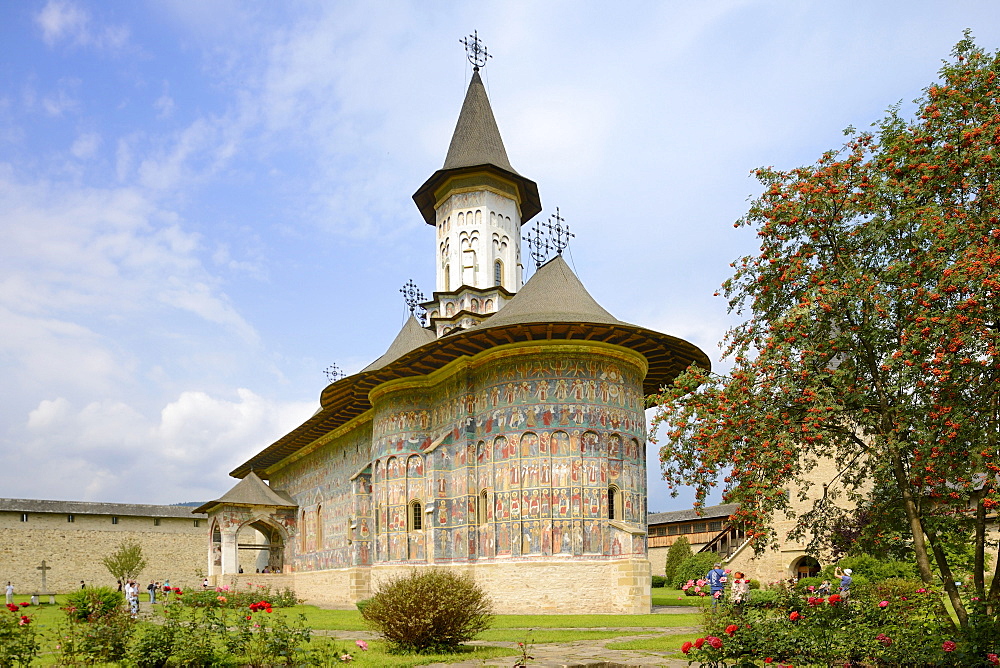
[35,0,130,51]
[36,0,88,46]
[71,131,100,159]
[41,78,81,117]
[15,390,315,503]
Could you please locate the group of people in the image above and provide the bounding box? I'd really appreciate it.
[706,563,751,605]
[703,563,854,605]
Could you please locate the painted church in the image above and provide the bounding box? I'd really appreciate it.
[196,56,709,614]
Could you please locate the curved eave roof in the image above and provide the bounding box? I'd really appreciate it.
[230,319,709,479]
[413,163,541,226]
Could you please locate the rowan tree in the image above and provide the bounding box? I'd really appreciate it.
[651,33,1000,630]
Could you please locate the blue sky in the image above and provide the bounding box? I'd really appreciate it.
[1,1,998,511]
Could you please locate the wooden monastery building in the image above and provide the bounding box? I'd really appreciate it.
[196,58,710,614]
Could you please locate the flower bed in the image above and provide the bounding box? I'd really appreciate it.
[681,578,999,666]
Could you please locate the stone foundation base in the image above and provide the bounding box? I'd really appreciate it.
[281,558,652,614]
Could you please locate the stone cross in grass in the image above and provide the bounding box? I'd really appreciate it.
[36,560,51,592]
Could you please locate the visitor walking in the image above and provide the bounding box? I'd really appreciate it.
[125,580,139,618]
[730,571,750,605]
[835,567,852,600]
[706,562,727,605]
[147,580,156,604]
[5,581,13,604]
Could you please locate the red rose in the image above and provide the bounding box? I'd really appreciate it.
[764,659,774,664]
[694,637,705,649]
[681,641,693,654]
[943,640,957,652]
[725,624,739,636]
[708,636,723,649]
[789,611,801,621]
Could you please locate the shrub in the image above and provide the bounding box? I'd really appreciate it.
[663,536,692,585]
[361,568,493,653]
[748,579,761,590]
[64,587,125,622]
[0,606,40,667]
[671,553,718,589]
[57,600,134,664]
[794,576,823,593]
[651,575,667,588]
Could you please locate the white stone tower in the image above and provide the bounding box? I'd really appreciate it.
[413,68,541,336]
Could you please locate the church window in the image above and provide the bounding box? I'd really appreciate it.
[112,516,119,524]
[608,486,622,521]
[374,505,380,534]
[478,489,490,525]
[67,514,74,523]
[299,511,307,550]
[316,506,323,549]
[475,209,482,225]
[408,500,422,531]
[444,265,451,291]
[194,520,200,527]
[153,518,161,526]
[20,513,27,522]
[457,212,464,226]
[494,260,503,286]
[462,249,476,285]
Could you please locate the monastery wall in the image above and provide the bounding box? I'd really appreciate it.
[0,511,205,593]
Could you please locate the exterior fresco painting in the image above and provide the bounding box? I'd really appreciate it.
[368,346,648,565]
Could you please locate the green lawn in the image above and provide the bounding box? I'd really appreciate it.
[651,587,705,607]
[606,632,702,652]
[11,594,702,666]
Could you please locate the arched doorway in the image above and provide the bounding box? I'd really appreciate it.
[237,518,288,573]
[792,555,821,580]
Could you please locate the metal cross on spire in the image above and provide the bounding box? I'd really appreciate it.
[542,207,574,256]
[324,363,346,384]
[527,223,553,269]
[527,207,575,268]
[460,30,492,70]
[400,279,428,324]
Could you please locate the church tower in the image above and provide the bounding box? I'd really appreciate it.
[413,52,541,336]
[217,35,712,615]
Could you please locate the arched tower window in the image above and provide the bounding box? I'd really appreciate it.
[444,264,451,291]
[494,260,503,286]
[608,486,622,521]
[408,500,422,531]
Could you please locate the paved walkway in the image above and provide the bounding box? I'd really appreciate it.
[319,607,701,667]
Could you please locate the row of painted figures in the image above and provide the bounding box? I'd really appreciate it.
[376,402,646,444]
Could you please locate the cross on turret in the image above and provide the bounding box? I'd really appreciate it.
[460,30,492,71]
